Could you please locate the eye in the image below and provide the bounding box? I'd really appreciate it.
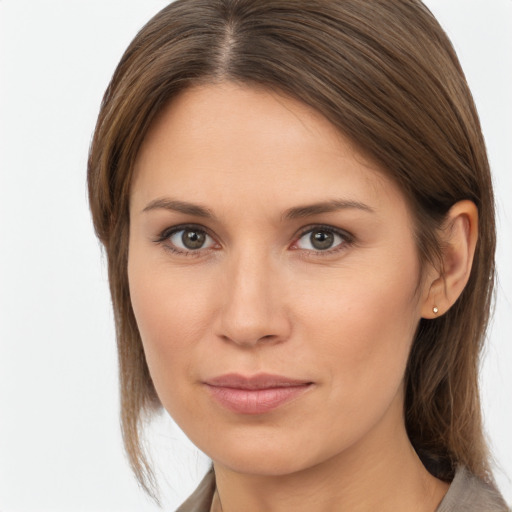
[159,226,217,253]
[294,226,350,252]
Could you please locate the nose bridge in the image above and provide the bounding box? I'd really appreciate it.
[217,244,289,347]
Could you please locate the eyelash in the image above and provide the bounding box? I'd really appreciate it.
[154,223,354,258]
[154,224,217,258]
[293,224,354,256]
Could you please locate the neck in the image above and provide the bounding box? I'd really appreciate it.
[211,397,449,512]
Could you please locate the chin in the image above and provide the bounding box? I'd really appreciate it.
[214,448,314,477]
[194,425,339,477]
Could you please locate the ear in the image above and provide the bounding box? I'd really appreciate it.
[421,200,478,319]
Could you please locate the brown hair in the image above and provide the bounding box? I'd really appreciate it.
[88,0,496,497]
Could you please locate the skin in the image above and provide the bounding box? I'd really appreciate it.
[128,83,477,512]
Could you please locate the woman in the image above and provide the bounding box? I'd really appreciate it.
[87,0,509,510]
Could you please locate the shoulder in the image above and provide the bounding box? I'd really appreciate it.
[175,466,510,512]
[436,466,510,512]
[175,469,216,512]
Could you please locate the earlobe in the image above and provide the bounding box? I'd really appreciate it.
[421,200,478,319]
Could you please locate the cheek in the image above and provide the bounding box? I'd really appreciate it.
[127,251,216,401]
[295,254,422,409]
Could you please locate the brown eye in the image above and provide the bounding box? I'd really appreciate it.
[182,229,206,249]
[168,228,215,251]
[310,230,335,250]
[295,227,347,252]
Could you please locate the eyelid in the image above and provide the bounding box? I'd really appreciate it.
[291,224,354,253]
[154,223,219,256]
[156,223,211,241]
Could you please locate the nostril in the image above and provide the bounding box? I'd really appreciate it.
[218,330,287,348]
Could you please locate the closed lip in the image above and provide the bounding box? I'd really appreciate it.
[204,373,313,390]
[203,373,314,414]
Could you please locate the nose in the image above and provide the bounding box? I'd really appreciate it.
[215,248,292,348]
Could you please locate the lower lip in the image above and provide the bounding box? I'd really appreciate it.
[205,384,312,414]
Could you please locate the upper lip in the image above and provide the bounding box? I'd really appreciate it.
[204,373,312,390]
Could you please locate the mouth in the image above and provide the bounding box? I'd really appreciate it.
[203,373,314,415]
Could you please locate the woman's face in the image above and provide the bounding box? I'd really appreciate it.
[128,83,432,476]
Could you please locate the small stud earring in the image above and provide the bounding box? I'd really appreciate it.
[433,306,439,315]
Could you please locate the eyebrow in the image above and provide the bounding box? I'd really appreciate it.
[142,198,216,218]
[283,199,374,219]
[141,197,374,219]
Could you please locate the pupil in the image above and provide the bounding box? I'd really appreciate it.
[182,230,205,249]
[311,230,334,250]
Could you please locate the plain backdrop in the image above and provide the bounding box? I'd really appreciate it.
[0,1,511,510]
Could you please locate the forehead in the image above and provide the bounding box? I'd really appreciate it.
[131,82,406,218]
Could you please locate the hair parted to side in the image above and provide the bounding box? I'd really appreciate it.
[88,0,496,498]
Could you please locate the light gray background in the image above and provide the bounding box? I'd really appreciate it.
[0,1,511,510]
